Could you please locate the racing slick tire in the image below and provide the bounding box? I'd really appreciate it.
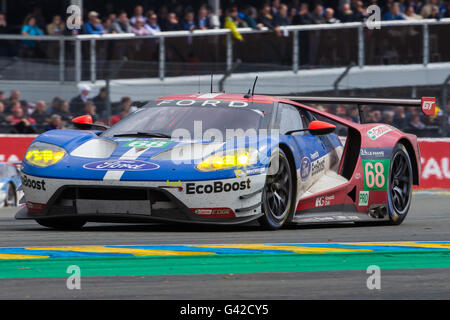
[385,143,413,226]
[259,149,296,230]
[36,218,87,230]
[5,183,17,207]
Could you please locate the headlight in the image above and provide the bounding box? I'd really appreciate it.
[196,149,258,172]
[24,142,66,167]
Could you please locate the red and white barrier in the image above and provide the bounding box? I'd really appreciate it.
[0,135,449,190]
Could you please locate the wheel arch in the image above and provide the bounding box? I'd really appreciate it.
[397,138,419,186]
[278,143,298,198]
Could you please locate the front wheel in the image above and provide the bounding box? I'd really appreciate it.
[36,218,86,230]
[5,183,17,207]
[259,149,295,230]
[386,143,413,225]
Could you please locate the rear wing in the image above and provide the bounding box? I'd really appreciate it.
[278,96,436,123]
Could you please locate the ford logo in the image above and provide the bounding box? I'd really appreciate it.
[83,160,160,171]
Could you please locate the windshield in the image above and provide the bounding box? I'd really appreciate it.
[102,103,271,141]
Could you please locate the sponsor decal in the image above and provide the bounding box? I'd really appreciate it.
[310,151,319,160]
[83,160,159,171]
[355,172,361,180]
[194,208,233,216]
[367,125,392,141]
[311,158,325,177]
[123,140,173,149]
[156,100,249,108]
[421,97,436,116]
[362,159,390,191]
[300,157,311,181]
[315,195,335,207]
[234,167,266,178]
[21,175,46,191]
[361,149,385,158]
[186,179,251,194]
[160,180,183,192]
[359,191,369,206]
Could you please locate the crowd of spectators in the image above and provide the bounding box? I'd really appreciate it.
[0,87,448,137]
[0,87,135,134]
[0,1,448,47]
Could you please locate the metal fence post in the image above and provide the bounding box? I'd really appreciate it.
[423,23,429,66]
[75,38,82,83]
[59,39,65,83]
[293,30,299,74]
[358,24,365,68]
[226,33,233,72]
[90,38,96,83]
[159,36,165,81]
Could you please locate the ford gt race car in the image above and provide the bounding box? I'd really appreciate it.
[0,162,21,208]
[16,93,436,230]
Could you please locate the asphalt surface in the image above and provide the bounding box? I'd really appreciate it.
[0,193,449,299]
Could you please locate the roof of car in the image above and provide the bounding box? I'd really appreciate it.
[156,93,280,104]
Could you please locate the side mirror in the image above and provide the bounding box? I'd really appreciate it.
[72,115,110,131]
[308,120,336,136]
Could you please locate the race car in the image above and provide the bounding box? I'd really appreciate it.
[0,162,21,208]
[15,93,435,230]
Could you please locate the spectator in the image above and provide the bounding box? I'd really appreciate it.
[70,85,91,115]
[0,102,9,123]
[183,11,196,31]
[197,6,211,30]
[0,12,9,57]
[244,6,264,30]
[20,15,44,58]
[288,6,298,24]
[224,8,243,41]
[45,114,62,131]
[163,12,182,31]
[258,5,278,30]
[31,100,49,124]
[93,87,108,119]
[311,4,326,24]
[146,14,161,33]
[383,2,406,20]
[275,4,290,28]
[103,16,116,33]
[325,8,340,23]
[427,5,443,18]
[393,107,409,128]
[409,114,426,130]
[82,101,98,123]
[54,100,72,123]
[46,15,65,35]
[110,97,132,125]
[292,3,313,66]
[112,11,132,33]
[0,91,5,102]
[420,0,439,18]
[130,5,146,26]
[132,17,152,35]
[403,5,424,19]
[84,11,104,35]
[271,0,281,16]
[353,1,368,21]
[9,102,36,133]
[338,3,355,22]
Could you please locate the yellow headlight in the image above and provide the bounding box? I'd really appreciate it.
[196,150,254,172]
[24,142,66,167]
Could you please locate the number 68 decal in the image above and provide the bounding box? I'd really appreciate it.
[362,159,390,191]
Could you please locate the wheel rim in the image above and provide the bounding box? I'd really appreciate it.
[264,155,292,220]
[389,151,411,214]
[6,185,16,207]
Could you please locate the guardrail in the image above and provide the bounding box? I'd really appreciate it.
[0,18,449,82]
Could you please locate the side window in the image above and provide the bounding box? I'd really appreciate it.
[276,104,303,135]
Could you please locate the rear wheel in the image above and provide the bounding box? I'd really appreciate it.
[36,218,86,230]
[386,143,413,225]
[259,149,295,230]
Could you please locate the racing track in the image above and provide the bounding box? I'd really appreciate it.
[0,193,449,299]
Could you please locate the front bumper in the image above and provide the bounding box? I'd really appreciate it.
[17,173,266,225]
